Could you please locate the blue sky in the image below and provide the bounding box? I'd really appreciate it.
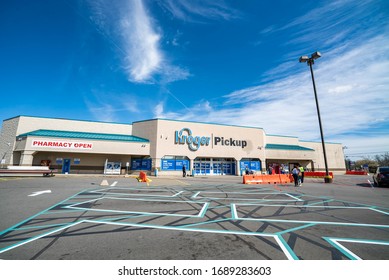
[0,0,388,160]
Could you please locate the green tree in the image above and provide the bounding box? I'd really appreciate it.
[355,158,377,171]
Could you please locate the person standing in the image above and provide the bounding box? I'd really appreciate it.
[292,165,300,187]
[268,164,273,175]
[299,165,305,184]
[182,165,186,177]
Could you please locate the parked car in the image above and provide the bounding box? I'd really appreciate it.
[372,166,389,187]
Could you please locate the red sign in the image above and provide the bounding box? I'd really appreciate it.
[31,139,93,150]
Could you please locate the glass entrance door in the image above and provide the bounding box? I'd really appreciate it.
[194,158,211,175]
[194,158,236,175]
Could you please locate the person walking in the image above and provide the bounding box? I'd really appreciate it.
[292,165,300,187]
[182,165,186,177]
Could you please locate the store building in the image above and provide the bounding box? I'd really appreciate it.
[0,116,346,175]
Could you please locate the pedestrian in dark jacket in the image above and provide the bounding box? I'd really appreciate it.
[292,165,300,187]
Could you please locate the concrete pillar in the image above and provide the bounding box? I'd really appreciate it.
[20,150,35,166]
[236,159,241,176]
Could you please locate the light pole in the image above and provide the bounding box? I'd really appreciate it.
[299,52,331,183]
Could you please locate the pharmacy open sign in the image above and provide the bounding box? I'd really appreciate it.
[31,139,93,150]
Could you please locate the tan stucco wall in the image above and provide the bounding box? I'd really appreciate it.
[266,135,300,146]
[15,116,133,135]
[301,141,346,171]
[134,119,266,161]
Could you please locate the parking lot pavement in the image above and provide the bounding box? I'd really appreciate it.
[0,174,388,260]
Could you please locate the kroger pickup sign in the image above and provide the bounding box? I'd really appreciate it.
[175,128,210,151]
[175,128,248,151]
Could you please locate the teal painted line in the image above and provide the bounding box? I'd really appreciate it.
[12,222,75,231]
[326,198,389,211]
[90,192,178,198]
[191,191,200,199]
[322,237,359,260]
[208,204,230,209]
[41,209,89,215]
[194,196,299,202]
[234,202,376,210]
[329,237,389,246]
[89,188,181,198]
[66,205,203,218]
[84,219,276,238]
[274,234,299,260]
[73,196,198,204]
[0,221,84,254]
[178,218,232,228]
[198,203,210,217]
[92,214,151,223]
[0,190,86,237]
[277,223,316,235]
[370,207,389,215]
[172,191,184,197]
[231,204,238,219]
[238,217,389,228]
[65,197,209,218]
[284,193,303,201]
[305,199,334,206]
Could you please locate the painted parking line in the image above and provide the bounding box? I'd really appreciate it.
[323,237,389,260]
[28,190,51,197]
[1,183,388,260]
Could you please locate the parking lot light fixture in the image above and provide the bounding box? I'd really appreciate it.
[299,51,331,183]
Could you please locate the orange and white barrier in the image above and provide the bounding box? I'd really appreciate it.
[243,174,293,184]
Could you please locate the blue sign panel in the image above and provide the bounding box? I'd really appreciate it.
[131,159,151,171]
[162,159,189,171]
[241,160,261,172]
[162,159,175,170]
[131,159,141,170]
[142,159,151,170]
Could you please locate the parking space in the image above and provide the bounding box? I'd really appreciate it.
[0,175,388,260]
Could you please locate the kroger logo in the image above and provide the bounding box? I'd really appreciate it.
[175,128,210,151]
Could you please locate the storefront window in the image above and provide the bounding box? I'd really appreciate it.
[161,156,189,171]
[240,158,262,173]
[131,157,152,170]
[194,157,236,175]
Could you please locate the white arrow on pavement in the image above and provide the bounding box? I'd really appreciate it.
[28,190,52,197]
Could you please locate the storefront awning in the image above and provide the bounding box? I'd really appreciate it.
[265,143,314,151]
[17,129,149,143]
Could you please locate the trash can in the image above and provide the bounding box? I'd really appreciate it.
[191,169,195,177]
[154,168,158,177]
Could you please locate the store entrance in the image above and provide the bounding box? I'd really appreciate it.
[194,158,236,175]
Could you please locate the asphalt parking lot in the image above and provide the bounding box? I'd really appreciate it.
[0,174,388,260]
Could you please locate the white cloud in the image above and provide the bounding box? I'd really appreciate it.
[327,85,353,95]
[157,0,240,22]
[84,90,142,122]
[121,0,162,83]
[88,0,189,84]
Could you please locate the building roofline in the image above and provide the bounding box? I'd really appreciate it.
[17,129,149,143]
[266,134,299,139]
[265,143,315,151]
